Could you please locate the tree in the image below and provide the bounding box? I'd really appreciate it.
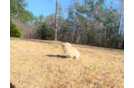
[10,0,28,18]
[44,14,55,31]
[115,0,124,48]
[40,23,53,40]
[34,16,38,22]
[55,0,59,40]
[39,14,44,22]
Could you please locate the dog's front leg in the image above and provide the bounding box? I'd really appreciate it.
[66,55,71,59]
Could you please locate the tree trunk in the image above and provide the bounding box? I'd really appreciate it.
[76,34,80,44]
[115,0,123,48]
[122,40,124,49]
[15,13,18,19]
[54,0,58,40]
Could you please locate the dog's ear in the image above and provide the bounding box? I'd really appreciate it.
[62,44,64,47]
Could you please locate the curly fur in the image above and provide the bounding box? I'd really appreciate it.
[62,42,80,60]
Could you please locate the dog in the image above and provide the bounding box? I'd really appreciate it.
[62,42,81,60]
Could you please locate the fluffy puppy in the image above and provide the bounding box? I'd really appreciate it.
[62,42,80,60]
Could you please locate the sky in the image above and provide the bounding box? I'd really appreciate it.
[25,0,72,18]
[25,0,120,19]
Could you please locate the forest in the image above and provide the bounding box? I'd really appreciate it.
[10,0,124,49]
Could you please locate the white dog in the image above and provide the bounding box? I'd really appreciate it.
[62,42,80,60]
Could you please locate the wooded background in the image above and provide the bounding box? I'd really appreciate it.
[10,0,124,49]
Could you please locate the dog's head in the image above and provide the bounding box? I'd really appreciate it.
[62,42,72,50]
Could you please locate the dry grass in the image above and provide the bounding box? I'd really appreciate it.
[10,38,124,88]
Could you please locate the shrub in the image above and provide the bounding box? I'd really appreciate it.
[10,21,21,37]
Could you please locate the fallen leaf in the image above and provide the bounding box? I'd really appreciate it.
[107,72,112,74]
[109,83,114,87]
[59,84,63,88]
[94,74,98,76]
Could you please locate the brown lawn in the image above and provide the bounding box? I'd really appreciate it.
[10,38,124,88]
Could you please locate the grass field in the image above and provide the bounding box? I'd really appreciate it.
[10,38,124,88]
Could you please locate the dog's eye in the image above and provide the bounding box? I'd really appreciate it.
[64,46,68,50]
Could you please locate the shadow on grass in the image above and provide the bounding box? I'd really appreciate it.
[46,55,66,58]
[10,83,15,88]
